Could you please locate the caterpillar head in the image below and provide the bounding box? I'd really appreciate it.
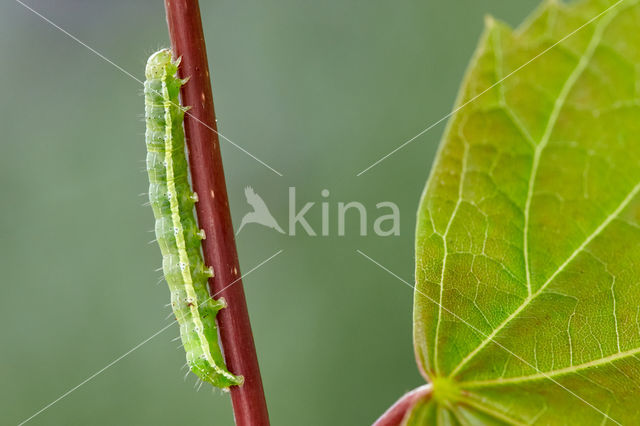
[145,48,179,80]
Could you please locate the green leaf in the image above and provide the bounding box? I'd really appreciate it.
[413,0,640,424]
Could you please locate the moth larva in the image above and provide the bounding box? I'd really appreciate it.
[144,49,242,389]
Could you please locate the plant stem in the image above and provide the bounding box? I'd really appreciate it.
[163,1,269,425]
[373,385,432,426]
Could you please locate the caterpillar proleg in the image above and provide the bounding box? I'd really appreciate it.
[144,49,242,389]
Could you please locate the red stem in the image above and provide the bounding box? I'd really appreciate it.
[372,385,432,426]
[163,1,270,425]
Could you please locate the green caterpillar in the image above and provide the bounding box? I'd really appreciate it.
[144,49,242,389]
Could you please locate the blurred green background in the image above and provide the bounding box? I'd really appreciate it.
[1,1,539,425]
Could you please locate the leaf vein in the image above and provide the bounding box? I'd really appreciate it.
[433,140,470,375]
[462,346,640,388]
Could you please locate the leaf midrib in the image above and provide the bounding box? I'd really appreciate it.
[443,5,634,380]
[461,346,640,388]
